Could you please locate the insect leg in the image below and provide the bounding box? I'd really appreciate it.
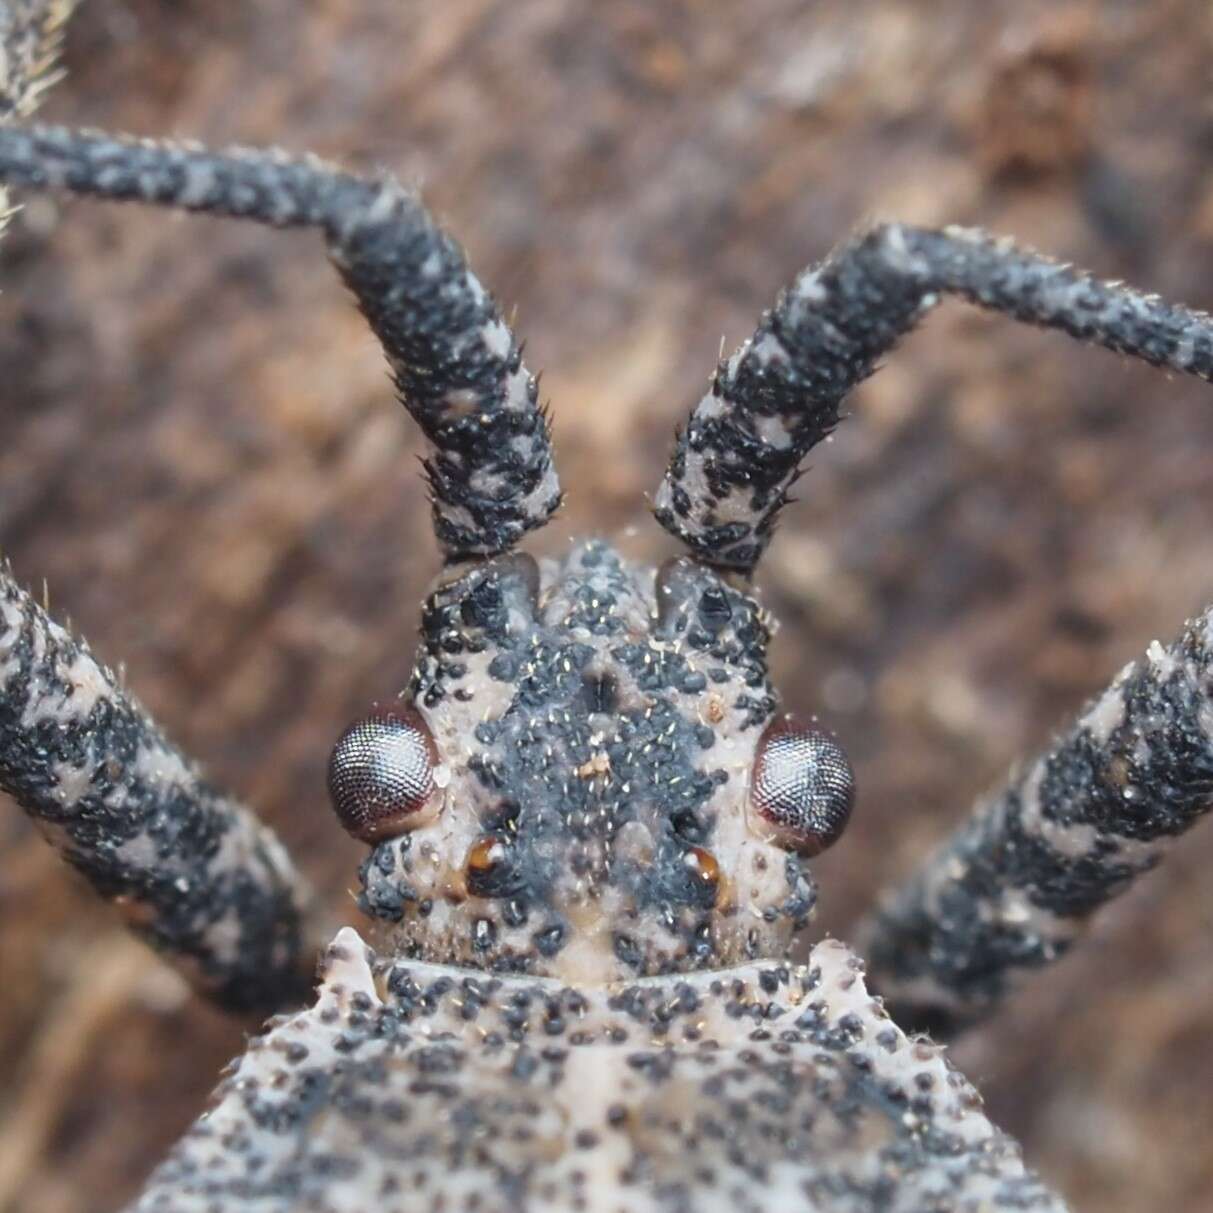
[858,609,1213,1036]
[0,0,75,222]
[0,565,319,1012]
[0,7,322,1014]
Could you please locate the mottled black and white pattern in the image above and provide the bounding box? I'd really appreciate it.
[133,928,1065,1213]
[655,224,1213,571]
[4,6,1213,1208]
[0,0,72,262]
[0,0,70,124]
[861,607,1213,1035]
[359,541,802,983]
[0,123,560,557]
[0,568,313,1010]
[1,0,314,1014]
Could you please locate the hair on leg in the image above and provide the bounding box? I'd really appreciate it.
[858,608,1213,1037]
[0,0,74,122]
[654,223,1213,572]
[0,565,318,1012]
[0,123,561,558]
[0,0,74,232]
[0,4,319,1014]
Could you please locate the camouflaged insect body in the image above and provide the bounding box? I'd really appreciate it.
[131,930,1064,1213]
[8,4,1213,1211]
[128,544,1063,1211]
[359,542,808,984]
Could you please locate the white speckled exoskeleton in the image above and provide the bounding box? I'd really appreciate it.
[3,4,1212,1210]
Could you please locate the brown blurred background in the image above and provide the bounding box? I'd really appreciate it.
[1,1,1211,1209]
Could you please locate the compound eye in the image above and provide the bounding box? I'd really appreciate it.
[327,705,441,842]
[750,715,855,856]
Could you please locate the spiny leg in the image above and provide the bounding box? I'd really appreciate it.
[857,611,1213,1036]
[0,569,318,1012]
[0,124,561,557]
[0,0,73,227]
[0,0,73,122]
[0,14,322,1012]
[654,223,1213,571]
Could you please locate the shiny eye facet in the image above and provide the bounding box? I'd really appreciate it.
[750,715,855,856]
[327,705,440,842]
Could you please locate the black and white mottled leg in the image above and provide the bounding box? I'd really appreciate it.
[655,224,1213,571]
[0,1,316,1015]
[0,0,72,123]
[0,0,72,226]
[858,609,1213,1036]
[0,567,317,1011]
[0,124,561,558]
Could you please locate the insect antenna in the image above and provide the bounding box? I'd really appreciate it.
[655,224,1213,573]
[0,123,562,558]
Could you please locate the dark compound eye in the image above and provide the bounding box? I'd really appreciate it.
[327,704,442,842]
[750,715,855,856]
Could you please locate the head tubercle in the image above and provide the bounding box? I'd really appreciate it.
[328,539,854,983]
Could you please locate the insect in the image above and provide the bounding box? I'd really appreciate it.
[2,0,1213,1208]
